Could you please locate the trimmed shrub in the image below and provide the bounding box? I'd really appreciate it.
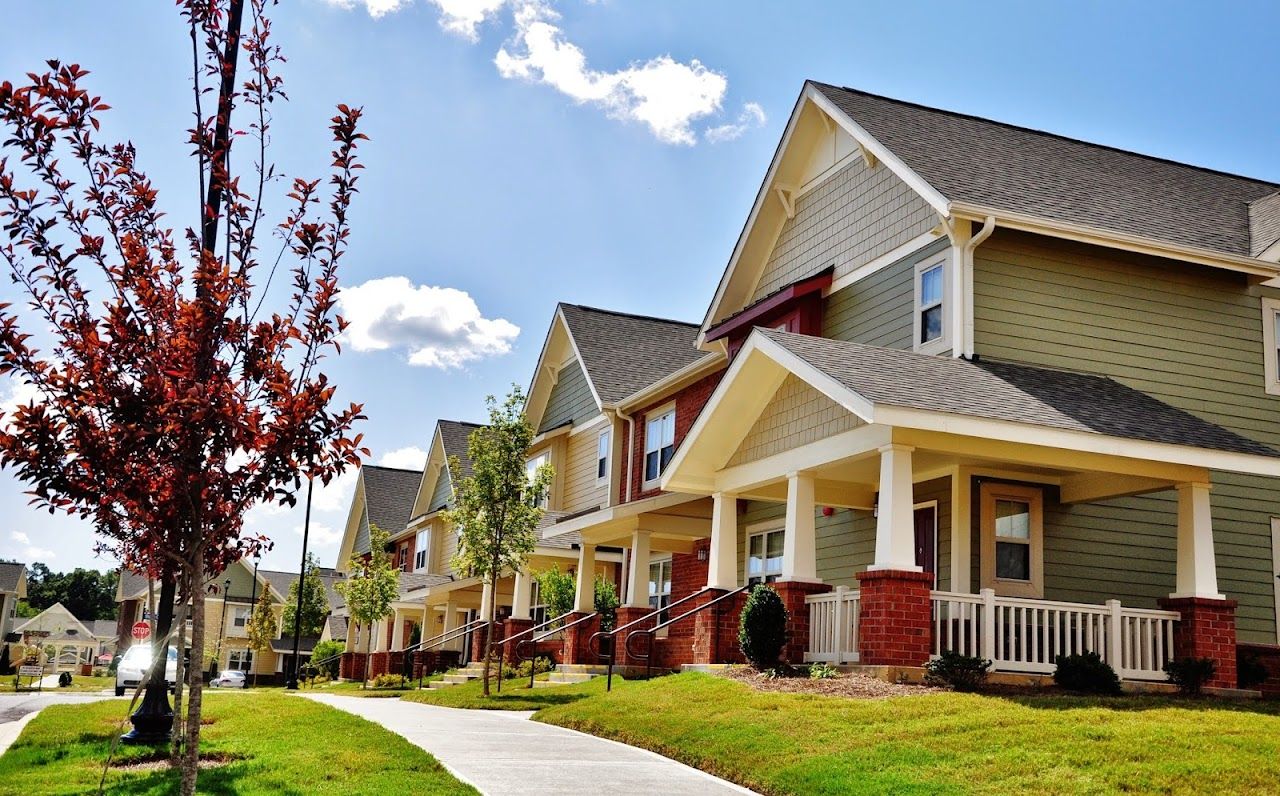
[1053,652,1122,695]
[501,656,555,680]
[738,585,788,670]
[1165,657,1217,695]
[1238,649,1268,690]
[809,662,838,680]
[924,651,991,692]
[370,673,407,689]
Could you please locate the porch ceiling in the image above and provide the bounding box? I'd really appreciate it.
[543,493,713,552]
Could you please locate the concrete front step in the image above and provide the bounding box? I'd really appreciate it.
[680,664,737,673]
[555,664,610,675]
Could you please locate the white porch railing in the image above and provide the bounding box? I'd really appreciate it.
[931,590,1179,681]
[805,586,860,664]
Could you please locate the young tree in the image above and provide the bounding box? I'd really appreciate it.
[244,585,277,688]
[533,566,574,624]
[444,388,551,697]
[334,524,399,689]
[282,553,328,639]
[0,2,367,790]
[309,638,344,679]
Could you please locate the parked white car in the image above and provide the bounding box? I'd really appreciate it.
[115,644,178,697]
[210,670,247,689]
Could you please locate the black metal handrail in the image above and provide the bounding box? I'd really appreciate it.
[396,618,489,688]
[624,585,751,682]
[515,611,598,690]
[588,587,718,691]
[492,610,575,693]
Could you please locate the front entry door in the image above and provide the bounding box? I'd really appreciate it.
[914,503,938,587]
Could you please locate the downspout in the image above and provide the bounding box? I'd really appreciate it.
[962,216,996,359]
[613,406,637,504]
[938,212,995,360]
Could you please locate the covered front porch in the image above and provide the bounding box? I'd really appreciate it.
[657,329,1280,687]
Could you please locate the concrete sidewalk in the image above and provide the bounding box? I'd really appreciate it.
[302,693,755,795]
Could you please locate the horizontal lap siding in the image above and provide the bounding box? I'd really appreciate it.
[727,375,862,467]
[752,158,936,303]
[562,431,607,514]
[428,469,452,513]
[973,231,1280,643]
[538,360,596,434]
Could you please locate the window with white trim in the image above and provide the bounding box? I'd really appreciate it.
[648,557,672,622]
[229,648,253,671]
[746,529,784,585]
[414,528,429,572]
[526,451,550,508]
[980,482,1044,598]
[231,605,251,632]
[596,430,610,483]
[643,406,676,485]
[913,257,949,354]
[530,579,547,627]
[1262,297,1280,396]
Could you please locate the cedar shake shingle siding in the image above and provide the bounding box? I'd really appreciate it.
[726,374,863,467]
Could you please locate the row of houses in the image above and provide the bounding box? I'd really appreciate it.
[217,80,1280,690]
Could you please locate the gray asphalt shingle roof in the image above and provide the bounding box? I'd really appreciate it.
[0,562,25,593]
[811,82,1280,259]
[362,465,423,538]
[438,419,483,479]
[559,304,713,405]
[258,566,345,612]
[760,329,1280,458]
[396,572,454,601]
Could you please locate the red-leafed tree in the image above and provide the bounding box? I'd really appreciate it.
[0,1,366,792]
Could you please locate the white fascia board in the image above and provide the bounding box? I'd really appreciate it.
[541,491,704,538]
[876,405,1280,478]
[950,202,1280,280]
[751,333,878,422]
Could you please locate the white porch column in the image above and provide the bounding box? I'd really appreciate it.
[442,600,461,651]
[511,570,532,621]
[782,473,818,582]
[707,492,738,590]
[1172,482,1224,599]
[574,544,596,613]
[479,580,495,622]
[372,619,388,652]
[626,530,652,608]
[344,615,357,652]
[389,609,404,651]
[950,466,972,592]
[871,444,921,571]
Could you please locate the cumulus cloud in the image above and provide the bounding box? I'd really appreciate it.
[323,0,412,18]
[378,446,429,470]
[704,102,767,143]
[495,2,727,145]
[0,378,43,432]
[339,276,519,369]
[10,530,54,561]
[294,522,343,547]
[427,0,508,40]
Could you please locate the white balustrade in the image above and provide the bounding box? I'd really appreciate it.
[805,586,860,664]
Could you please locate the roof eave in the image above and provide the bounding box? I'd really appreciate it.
[612,352,727,413]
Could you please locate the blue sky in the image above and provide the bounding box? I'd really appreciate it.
[1,0,1278,576]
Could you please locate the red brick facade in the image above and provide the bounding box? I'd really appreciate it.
[855,569,933,667]
[773,581,832,665]
[339,651,367,681]
[501,618,535,665]
[1158,596,1238,689]
[619,371,723,504]
[1237,643,1280,698]
[560,612,602,664]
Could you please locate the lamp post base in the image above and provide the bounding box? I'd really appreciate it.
[120,684,173,745]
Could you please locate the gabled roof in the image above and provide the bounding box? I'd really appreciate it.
[0,561,26,594]
[407,419,484,524]
[361,465,422,538]
[258,566,345,612]
[760,329,1279,458]
[438,420,482,480]
[16,601,95,643]
[90,619,118,639]
[811,82,1280,260]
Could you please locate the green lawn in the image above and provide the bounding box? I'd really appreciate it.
[400,673,604,711]
[0,674,115,693]
[532,672,1280,796]
[0,691,476,795]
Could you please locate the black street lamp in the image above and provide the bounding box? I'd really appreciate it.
[286,477,314,690]
[248,552,260,687]
[211,577,230,677]
[122,575,176,745]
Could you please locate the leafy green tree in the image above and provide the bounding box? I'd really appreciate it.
[309,639,344,679]
[283,554,328,638]
[533,566,575,625]
[21,564,118,620]
[245,587,278,687]
[444,387,551,696]
[593,575,620,633]
[335,524,400,688]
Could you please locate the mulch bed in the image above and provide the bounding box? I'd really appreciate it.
[717,666,942,699]
[112,752,244,772]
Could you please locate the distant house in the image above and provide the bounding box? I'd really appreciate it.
[15,602,97,671]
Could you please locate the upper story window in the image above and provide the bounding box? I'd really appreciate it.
[1262,297,1280,395]
[913,257,949,355]
[596,430,610,483]
[526,451,551,508]
[643,405,676,486]
[397,542,410,572]
[414,528,429,572]
[746,528,784,585]
[231,605,251,631]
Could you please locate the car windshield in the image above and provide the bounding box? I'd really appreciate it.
[123,646,178,664]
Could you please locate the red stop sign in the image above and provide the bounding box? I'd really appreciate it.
[131,621,151,641]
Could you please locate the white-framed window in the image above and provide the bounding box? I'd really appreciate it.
[913,257,949,355]
[229,648,253,671]
[596,430,611,483]
[980,482,1044,598]
[526,451,551,508]
[1262,297,1280,395]
[414,528,429,572]
[746,528,785,586]
[230,605,251,633]
[648,557,672,622]
[643,405,676,486]
[530,579,547,627]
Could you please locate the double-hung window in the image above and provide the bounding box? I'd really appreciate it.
[746,529,784,585]
[231,605,251,634]
[643,406,676,486]
[229,648,253,671]
[526,451,550,508]
[596,430,610,483]
[648,558,672,623]
[980,482,1044,598]
[1262,297,1280,395]
[530,580,547,627]
[914,257,948,354]
[414,528,429,572]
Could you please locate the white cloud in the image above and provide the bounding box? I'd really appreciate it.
[378,446,429,470]
[704,102,767,143]
[495,2,727,146]
[0,378,43,432]
[339,276,519,369]
[12,531,29,545]
[294,522,343,548]
[427,0,508,40]
[10,530,54,561]
[323,0,412,18]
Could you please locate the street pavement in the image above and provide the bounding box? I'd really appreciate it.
[0,691,114,755]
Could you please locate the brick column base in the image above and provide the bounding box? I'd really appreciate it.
[1158,596,1238,689]
[411,650,434,679]
[856,569,933,667]
[612,606,654,667]
[470,622,503,663]
[561,612,601,665]
[774,581,833,665]
[339,651,367,681]
[367,651,389,679]
[501,618,534,665]
[691,590,750,665]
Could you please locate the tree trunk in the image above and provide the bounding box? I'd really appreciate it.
[181,559,206,796]
[363,622,372,689]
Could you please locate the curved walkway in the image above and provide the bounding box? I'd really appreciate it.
[302,693,755,795]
